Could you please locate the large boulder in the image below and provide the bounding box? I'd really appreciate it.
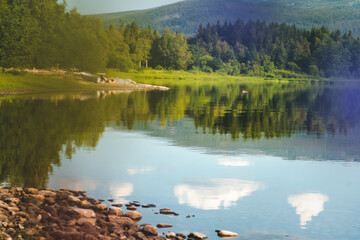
[142,225,158,236]
[125,211,142,222]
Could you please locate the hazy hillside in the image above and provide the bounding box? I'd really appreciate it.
[94,0,360,36]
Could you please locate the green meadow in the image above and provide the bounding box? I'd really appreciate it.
[0,72,89,91]
[0,69,330,94]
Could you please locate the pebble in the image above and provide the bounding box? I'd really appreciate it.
[90,204,108,212]
[127,205,137,211]
[71,208,96,218]
[24,188,39,194]
[188,232,208,239]
[157,223,173,228]
[108,207,123,216]
[111,203,122,207]
[142,204,157,208]
[166,232,177,238]
[216,230,240,238]
[39,190,56,197]
[67,195,81,203]
[132,202,141,207]
[77,217,96,226]
[177,233,187,238]
[159,208,178,215]
[5,198,20,205]
[0,187,205,240]
[125,211,142,222]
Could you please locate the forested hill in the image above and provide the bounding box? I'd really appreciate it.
[94,0,360,36]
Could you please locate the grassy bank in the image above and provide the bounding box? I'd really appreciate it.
[107,68,266,82]
[0,68,331,95]
[0,71,94,92]
[107,68,329,86]
[0,70,167,95]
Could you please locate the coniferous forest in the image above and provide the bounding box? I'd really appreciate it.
[1,0,360,79]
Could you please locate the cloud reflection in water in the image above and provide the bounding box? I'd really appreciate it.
[109,182,134,203]
[127,167,155,176]
[217,157,253,167]
[174,179,263,210]
[288,193,329,229]
[56,179,97,191]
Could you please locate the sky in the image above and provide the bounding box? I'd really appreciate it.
[64,0,183,14]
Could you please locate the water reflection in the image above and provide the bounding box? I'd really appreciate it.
[56,179,97,191]
[109,182,134,203]
[217,157,253,167]
[127,167,155,176]
[174,179,263,210]
[1,82,360,187]
[288,193,329,229]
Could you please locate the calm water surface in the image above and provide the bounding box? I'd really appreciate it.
[1,81,360,239]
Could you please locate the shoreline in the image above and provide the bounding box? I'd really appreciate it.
[0,69,169,97]
[0,186,210,240]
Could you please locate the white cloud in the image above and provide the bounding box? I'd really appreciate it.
[174,179,263,210]
[288,193,329,229]
[217,157,252,167]
[127,167,155,176]
[109,182,134,203]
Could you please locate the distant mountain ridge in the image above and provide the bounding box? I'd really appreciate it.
[93,0,360,36]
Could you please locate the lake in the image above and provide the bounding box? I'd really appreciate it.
[1,80,360,240]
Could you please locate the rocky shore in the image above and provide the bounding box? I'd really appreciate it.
[0,187,216,240]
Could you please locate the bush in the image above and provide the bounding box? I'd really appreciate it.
[6,70,25,76]
[155,65,163,70]
[286,62,301,73]
[189,66,200,74]
[265,73,275,78]
[201,66,213,73]
[308,65,319,76]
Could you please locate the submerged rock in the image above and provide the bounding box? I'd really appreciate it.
[127,205,137,211]
[157,223,173,228]
[111,203,123,207]
[142,204,157,208]
[159,208,179,216]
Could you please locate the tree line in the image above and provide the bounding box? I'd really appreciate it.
[1,0,360,78]
[0,0,190,73]
[189,20,360,78]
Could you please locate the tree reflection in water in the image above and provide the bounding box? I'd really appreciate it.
[0,82,359,187]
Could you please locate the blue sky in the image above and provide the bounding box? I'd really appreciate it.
[65,0,183,14]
